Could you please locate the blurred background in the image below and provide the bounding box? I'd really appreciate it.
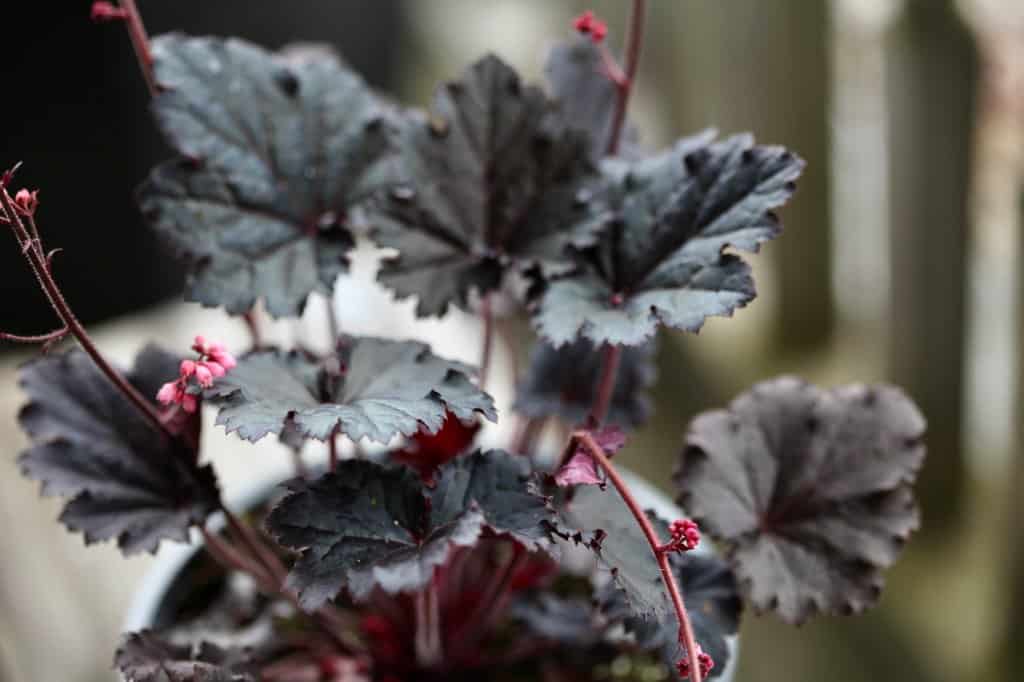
[1,1,1023,681]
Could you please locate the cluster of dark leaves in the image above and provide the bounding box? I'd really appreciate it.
[10,25,932,682]
[137,34,803,352]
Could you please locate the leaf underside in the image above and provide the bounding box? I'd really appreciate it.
[534,132,804,347]
[366,54,608,317]
[17,347,220,555]
[265,450,554,610]
[139,34,396,317]
[206,335,496,445]
[676,376,926,624]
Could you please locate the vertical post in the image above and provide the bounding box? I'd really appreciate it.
[660,0,834,352]
[886,0,977,535]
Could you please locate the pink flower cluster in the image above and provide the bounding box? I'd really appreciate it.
[573,10,608,43]
[660,518,701,554]
[156,336,236,414]
[676,646,714,680]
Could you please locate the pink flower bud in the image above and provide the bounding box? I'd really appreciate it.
[201,360,226,378]
[179,359,196,378]
[194,364,214,387]
[90,2,127,22]
[210,349,237,371]
[156,381,179,406]
[676,647,714,679]
[14,189,38,215]
[192,335,208,354]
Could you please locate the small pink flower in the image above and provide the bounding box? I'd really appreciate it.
[14,189,39,216]
[191,335,208,354]
[90,2,127,22]
[179,359,196,377]
[156,381,180,406]
[179,392,198,414]
[573,10,608,44]
[210,348,237,371]
[201,360,226,378]
[660,518,701,554]
[194,363,214,387]
[676,648,714,680]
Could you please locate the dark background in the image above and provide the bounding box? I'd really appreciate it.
[0,1,404,336]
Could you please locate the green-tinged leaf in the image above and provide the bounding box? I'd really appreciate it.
[366,54,608,317]
[139,35,397,317]
[677,376,926,624]
[598,525,741,679]
[265,451,554,610]
[514,337,656,428]
[533,133,804,346]
[207,336,496,444]
[17,348,220,555]
[115,631,256,682]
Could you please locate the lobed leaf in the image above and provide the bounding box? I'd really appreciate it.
[265,451,554,610]
[366,54,609,317]
[139,35,397,317]
[533,133,804,347]
[544,38,619,158]
[514,337,657,428]
[207,336,496,444]
[676,376,926,624]
[115,631,255,682]
[17,348,220,555]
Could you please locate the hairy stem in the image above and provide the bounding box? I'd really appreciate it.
[573,431,704,682]
[1,188,172,438]
[118,0,156,96]
[606,0,646,155]
[589,344,622,425]
[223,507,287,584]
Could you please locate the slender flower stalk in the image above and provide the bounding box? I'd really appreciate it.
[0,183,172,438]
[572,430,706,682]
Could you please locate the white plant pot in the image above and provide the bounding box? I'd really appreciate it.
[124,468,739,681]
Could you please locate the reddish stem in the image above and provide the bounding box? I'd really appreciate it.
[0,328,67,344]
[573,431,704,682]
[479,294,494,390]
[606,0,646,156]
[223,506,287,585]
[328,427,340,472]
[118,0,156,96]
[589,344,622,425]
[1,187,172,438]
[243,309,263,350]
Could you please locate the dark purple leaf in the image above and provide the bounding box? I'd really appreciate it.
[139,35,397,317]
[265,451,554,610]
[115,630,256,682]
[206,336,496,444]
[18,348,220,555]
[676,376,926,624]
[366,54,609,317]
[514,337,657,428]
[509,593,606,647]
[533,133,804,347]
[544,38,618,158]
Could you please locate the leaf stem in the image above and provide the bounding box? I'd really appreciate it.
[589,344,622,425]
[328,426,340,472]
[242,309,263,350]
[479,293,494,390]
[0,328,68,344]
[0,186,173,439]
[572,430,704,682]
[117,0,156,96]
[606,0,647,156]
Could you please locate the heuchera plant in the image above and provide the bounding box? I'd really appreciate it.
[4,3,927,681]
